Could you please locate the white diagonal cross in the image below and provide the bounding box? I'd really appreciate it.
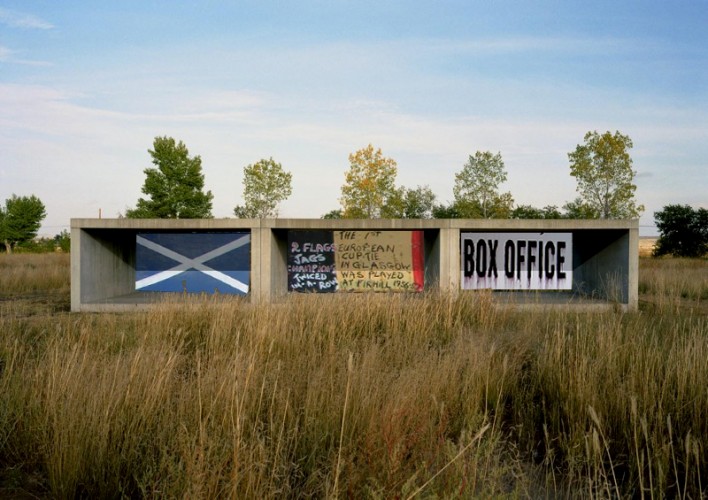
[136,234,250,293]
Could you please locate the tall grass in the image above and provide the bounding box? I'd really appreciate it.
[0,253,69,297]
[0,255,706,498]
[639,257,708,313]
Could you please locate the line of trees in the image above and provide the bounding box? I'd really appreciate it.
[124,137,294,220]
[2,130,704,256]
[116,133,702,256]
[123,130,645,223]
[332,130,642,221]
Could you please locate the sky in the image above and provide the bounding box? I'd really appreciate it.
[1,1,706,237]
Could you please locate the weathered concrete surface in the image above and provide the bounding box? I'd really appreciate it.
[71,218,638,312]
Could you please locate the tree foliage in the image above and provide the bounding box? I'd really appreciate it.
[54,229,71,252]
[381,185,437,219]
[321,209,342,219]
[340,144,398,218]
[562,197,599,219]
[0,194,46,253]
[126,137,213,219]
[431,202,462,219]
[511,204,563,219]
[568,130,643,219]
[653,205,708,257]
[233,158,292,218]
[453,151,514,218]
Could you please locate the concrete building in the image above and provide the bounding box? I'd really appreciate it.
[71,218,638,312]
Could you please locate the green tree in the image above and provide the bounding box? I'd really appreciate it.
[653,205,708,257]
[381,185,437,219]
[233,158,292,218]
[54,229,71,252]
[432,202,461,219]
[511,204,543,219]
[0,194,46,253]
[511,204,563,219]
[453,151,514,218]
[126,136,213,218]
[568,130,644,219]
[542,205,563,219]
[340,144,398,218]
[321,209,342,219]
[562,197,599,219]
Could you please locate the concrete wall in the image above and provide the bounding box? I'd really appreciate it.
[71,228,136,308]
[71,218,639,312]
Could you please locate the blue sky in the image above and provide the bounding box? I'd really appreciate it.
[1,1,706,236]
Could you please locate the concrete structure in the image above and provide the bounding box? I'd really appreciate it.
[71,218,638,312]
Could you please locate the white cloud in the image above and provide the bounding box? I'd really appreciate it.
[0,7,53,29]
[0,44,52,66]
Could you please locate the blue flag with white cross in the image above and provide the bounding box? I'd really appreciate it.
[135,232,250,295]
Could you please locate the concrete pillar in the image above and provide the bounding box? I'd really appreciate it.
[438,226,460,293]
[250,226,264,303]
[628,222,639,312]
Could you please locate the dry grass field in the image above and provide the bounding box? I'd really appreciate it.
[1,252,707,498]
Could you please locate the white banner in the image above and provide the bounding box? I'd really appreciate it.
[461,232,572,290]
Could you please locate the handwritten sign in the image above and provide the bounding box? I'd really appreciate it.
[287,230,337,292]
[460,232,572,290]
[286,230,425,293]
[334,230,424,292]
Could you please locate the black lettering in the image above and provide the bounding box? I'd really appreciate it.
[517,240,526,279]
[487,239,498,278]
[538,240,544,279]
[557,241,566,279]
[476,239,487,278]
[504,240,515,278]
[527,241,537,281]
[463,239,474,278]
[545,242,555,279]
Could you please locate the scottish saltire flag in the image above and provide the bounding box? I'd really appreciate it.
[135,232,250,295]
